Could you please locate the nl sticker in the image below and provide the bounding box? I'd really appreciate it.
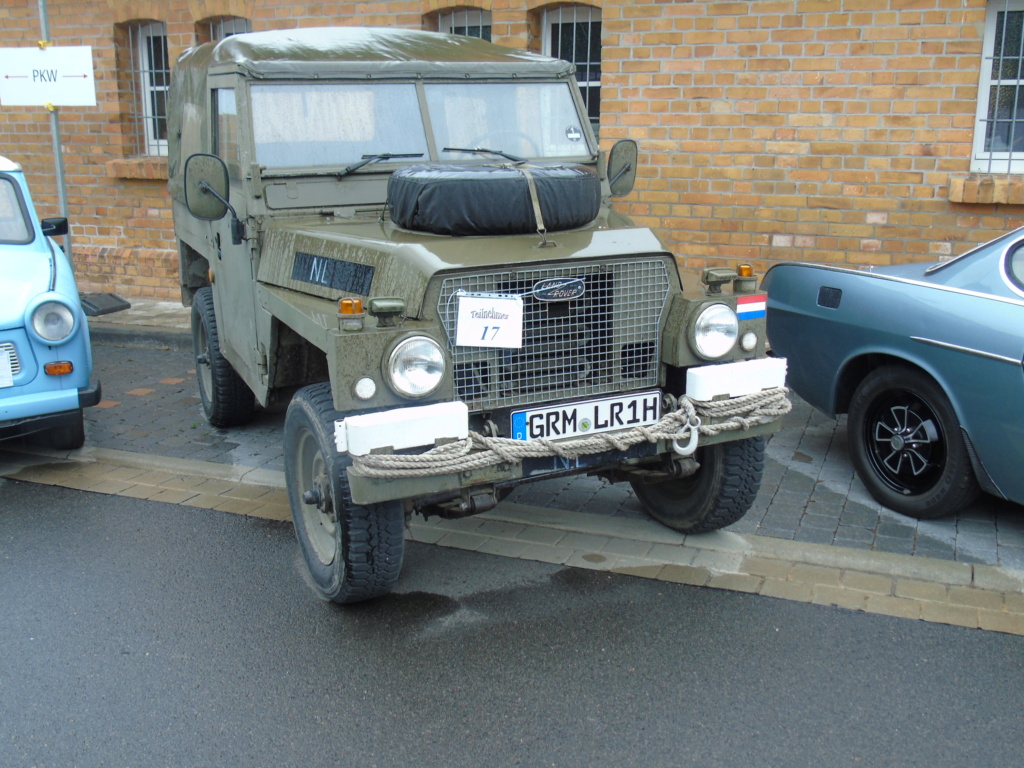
[455,294,524,349]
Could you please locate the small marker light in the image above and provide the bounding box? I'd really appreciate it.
[339,298,364,315]
[44,361,74,376]
[737,264,754,278]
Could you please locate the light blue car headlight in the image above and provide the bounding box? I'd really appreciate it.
[31,300,76,343]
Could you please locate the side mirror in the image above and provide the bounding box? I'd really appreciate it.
[41,217,69,237]
[184,153,244,244]
[184,153,230,221]
[607,139,638,197]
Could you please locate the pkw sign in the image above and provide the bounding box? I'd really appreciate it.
[0,46,96,107]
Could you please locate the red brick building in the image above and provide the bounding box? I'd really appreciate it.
[0,0,1017,301]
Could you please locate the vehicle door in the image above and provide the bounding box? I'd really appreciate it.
[207,86,263,396]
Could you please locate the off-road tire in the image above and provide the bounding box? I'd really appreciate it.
[284,383,405,604]
[191,286,255,428]
[630,436,765,533]
[848,365,980,519]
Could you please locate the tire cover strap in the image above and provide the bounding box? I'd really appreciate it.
[518,166,547,236]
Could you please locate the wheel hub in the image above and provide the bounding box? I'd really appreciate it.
[306,472,336,522]
[867,397,944,495]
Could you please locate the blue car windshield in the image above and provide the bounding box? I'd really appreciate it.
[0,177,31,244]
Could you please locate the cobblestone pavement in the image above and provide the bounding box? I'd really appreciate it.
[74,314,1024,571]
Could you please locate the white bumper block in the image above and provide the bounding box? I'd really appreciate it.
[685,357,788,401]
[335,400,469,456]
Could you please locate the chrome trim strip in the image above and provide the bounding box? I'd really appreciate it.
[911,336,1022,365]
[770,261,1024,309]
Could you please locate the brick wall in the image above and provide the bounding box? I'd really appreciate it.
[0,0,1013,301]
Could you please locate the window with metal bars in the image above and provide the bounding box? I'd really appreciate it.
[544,5,601,138]
[974,1,1024,173]
[125,22,170,157]
[198,16,252,44]
[436,8,491,41]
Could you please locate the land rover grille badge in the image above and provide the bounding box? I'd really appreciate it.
[532,277,586,302]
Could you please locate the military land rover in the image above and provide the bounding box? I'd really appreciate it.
[168,27,790,603]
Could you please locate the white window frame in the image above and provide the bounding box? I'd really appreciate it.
[542,5,601,135]
[130,22,170,157]
[973,1,1024,173]
[437,8,491,41]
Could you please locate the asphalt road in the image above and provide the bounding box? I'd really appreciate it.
[2,479,1023,768]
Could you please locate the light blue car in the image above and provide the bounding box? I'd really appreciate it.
[0,155,100,449]
[763,230,1024,520]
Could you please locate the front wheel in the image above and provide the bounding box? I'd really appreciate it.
[848,365,979,519]
[630,437,765,533]
[284,383,405,603]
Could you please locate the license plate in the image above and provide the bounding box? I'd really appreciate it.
[511,391,661,442]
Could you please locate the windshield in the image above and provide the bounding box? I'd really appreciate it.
[0,177,32,244]
[424,82,590,160]
[251,83,429,169]
[250,80,590,170]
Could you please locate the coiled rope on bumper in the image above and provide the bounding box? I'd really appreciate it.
[350,387,791,479]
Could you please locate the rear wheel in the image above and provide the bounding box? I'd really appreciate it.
[848,365,979,519]
[630,436,765,533]
[191,286,254,427]
[284,383,405,603]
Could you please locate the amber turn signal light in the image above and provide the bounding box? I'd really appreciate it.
[339,298,364,315]
[44,361,74,376]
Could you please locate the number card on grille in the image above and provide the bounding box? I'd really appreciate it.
[0,348,13,388]
[455,294,524,349]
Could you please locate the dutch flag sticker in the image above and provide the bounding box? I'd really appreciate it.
[736,294,767,320]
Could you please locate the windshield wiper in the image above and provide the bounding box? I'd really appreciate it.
[337,152,423,179]
[443,146,526,164]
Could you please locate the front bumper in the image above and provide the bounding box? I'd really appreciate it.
[0,380,102,442]
[338,358,788,506]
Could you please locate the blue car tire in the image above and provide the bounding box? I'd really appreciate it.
[848,365,980,519]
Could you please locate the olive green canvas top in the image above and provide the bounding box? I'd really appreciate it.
[168,26,574,194]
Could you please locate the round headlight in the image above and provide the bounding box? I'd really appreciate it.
[32,301,75,342]
[693,303,738,359]
[387,336,445,398]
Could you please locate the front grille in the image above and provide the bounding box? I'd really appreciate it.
[437,259,671,412]
[0,342,21,376]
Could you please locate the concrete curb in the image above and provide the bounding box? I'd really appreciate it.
[3,444,1023,635]
[88,323,192,351]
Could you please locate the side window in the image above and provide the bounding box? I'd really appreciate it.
[1008,243,1024,294]
[123,21,170,157]
[436,8,492,41]
[973,1,1024,173]
[544,5,601,138]
[214,89,241,182]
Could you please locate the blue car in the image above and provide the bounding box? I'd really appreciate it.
[763,230,1024,519]
[0,155,100,449]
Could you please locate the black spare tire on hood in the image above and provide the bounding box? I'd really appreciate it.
[387,163,601,237]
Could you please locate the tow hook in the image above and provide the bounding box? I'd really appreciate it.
[672,417,700,457]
